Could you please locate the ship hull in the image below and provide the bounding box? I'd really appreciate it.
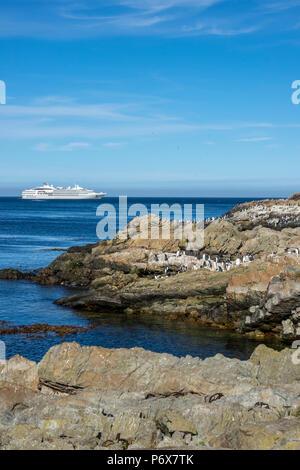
[22,194,105,200]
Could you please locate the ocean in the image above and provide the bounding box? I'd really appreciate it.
[0,196,279,362]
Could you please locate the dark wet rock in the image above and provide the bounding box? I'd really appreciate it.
[0,269,35,281]
[35,252,95,287]
[67,242,99,254]
[37,248,67,252]
[0,321,95,337]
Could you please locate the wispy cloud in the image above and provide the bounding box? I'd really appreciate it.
[236,137,272,142]
[1,0,298,38]
[261,1,300,12]
[0,93,293,143]
[32,142,53,152]
[103,141,127,147]
[33,141,91,152]
[59,142,91,151]
[0,118,284,141]
[0,104,137,121]
[0,0,226,38]
[33,96,76,105]
[181,23,260,36]
[55,0,264,37]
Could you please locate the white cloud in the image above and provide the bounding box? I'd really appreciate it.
[1,0,295,38]
[0,104,136,121]
[0,95,293,143]
[103,142,127,147]
[235,137,272,143]
[181,22,260,36]
[33,141,91,152]
[58,0,262,37]
[118,0,222,11]
[33,96,76,105]
[59,142,91,151]
[261,1,300,12]
[3,120,276,141]
[32,142,53,152]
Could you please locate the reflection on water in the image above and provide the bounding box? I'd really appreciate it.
[0,280,283,363]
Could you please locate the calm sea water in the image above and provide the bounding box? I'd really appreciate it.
[0,196,279,361]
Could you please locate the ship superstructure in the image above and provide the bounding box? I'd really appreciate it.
[22,183,106,199]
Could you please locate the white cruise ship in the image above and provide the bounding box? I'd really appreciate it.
[22,183,106,200]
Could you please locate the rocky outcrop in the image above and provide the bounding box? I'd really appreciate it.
[0,354,38,391]
[37,342,258,396]
[224,198,300,230]
[2,196,300,340]
[0,321,95,337]
[288,193,300,201]
[0,342,299,450]
[55,268,234,327]
[0,268,35,281]
[242,269,300,340]
[52,254,300,339]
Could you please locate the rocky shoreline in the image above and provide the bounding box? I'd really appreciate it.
[2,196,300,341]
[1,195,300,450]
[0,342,299,450]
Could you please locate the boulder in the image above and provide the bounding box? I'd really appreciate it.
[0,355,38,391]
[38,342,258,396]
[0,343,299,449]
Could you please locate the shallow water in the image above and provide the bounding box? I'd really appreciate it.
[0,196,281,362]
[0,279,283,362]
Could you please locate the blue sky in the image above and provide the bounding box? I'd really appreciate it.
[1,0,300,196]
